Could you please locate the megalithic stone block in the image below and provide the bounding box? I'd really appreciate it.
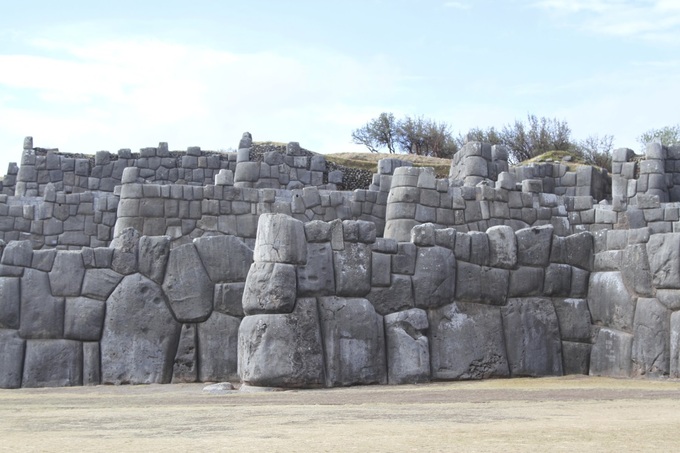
[253,213,307,264]
[239,298,324,388]
[22,339,83,388]
[162,243,213,323]
[384,308,430,384]
[242,262,297,315]
[101,273,181,385]
[590,327,633,378]
[0,329,25,388]
[198,312,241,382]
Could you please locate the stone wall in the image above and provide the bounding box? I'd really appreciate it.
[4,135,680,389]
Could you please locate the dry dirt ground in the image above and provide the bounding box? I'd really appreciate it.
[2,376,680,452]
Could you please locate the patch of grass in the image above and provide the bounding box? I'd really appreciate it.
[325,152,452,178]
[521,150,587,172]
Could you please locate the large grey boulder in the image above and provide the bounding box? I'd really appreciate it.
[516,225,553,267]
[501,298,563,377]
[214,282,245,317]
[384,308,430,384]
[81,268,124,300]
[413,246,456,309]
[64,297,106,341]
[194,235,253,283]
[162,243,213,322]
[551,232,593,271]
[0,329,25,388]
[456,262,509,305]
[239,298,324,388]
[242,262,297,315]
[198,311,241,382]
[561,341,591,375]
[0,277,20,329]
[333,243,371,297]
[110,227,140,275]
[552,298,592,343]
[365,274,414,315]
[1,240,32,267]
[172,324,198,383]
[19,269,64,339]
[319,296,386,387]
[590,328,633,378]
[22,339,82,388]
[671,311,680,378]
[647,233,680,288]
[101,273,181,384]
[632,298,670,377]
[588,272,636,332]
[253,213,307,264]
[297,242,335,296]
[48,251,85,297]
[620,244,653,296]
[428,302,509,380]
[138,235,170,284]
[487,225,517,269]
[508,267,544,297]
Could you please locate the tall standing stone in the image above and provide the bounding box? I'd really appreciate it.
[162,243,213,323]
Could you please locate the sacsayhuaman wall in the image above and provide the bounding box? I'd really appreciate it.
[1,134,680,389]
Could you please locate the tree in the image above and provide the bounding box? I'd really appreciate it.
[638,125,680,150]
[573,134,614,171]
[500,114,572,163]
[351,112,398,153]
[456,127,503,149]
[352,113,457,158]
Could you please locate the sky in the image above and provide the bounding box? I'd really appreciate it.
[1,0,679,174]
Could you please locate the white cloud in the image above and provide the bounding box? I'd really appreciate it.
[532,0,680,43]
[0,35,404,173]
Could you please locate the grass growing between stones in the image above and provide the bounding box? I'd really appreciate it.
[324,152,453,178]
[2,376,680,452]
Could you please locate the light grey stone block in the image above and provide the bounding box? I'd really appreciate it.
[254,213,307,264]
[632,298,670,377]
[487,225,517,269]
[334,242,371,297]
[385,308,430,384]
[138,235,171,284]
[366,274,414,315]
[647,233,680,288]
[502,298,563,377]
[194,235,253,283]
[243,262,297,315]
[588,271,636,332]
[413,245,455,309]
[162,243,213,323]
[552,298,592,342]
[0,329,25,388]
[198,311,241,382]
[516,225,553,267]
[48,251,85,297]
[82,341,100,386]
[508,266,544,297]
[64,297,106,341]
[319,296,386,387]
[81,268,123,300]
[20,269,64,339]
[297,242,335,297]
[239,298,324,388]
[456,262,508,305]
[428,302,509,380]
[590,328,633,378]
[214,282,245,317]
[0,277,20,329]
[101,273,181,385]
[22,339,83,388]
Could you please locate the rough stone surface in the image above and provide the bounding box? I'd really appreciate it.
[384,308,430,384]
[254,214,307,264]
[22,339,83,388]
[552,298,592,343]
[172,324,198,383]
[671,311,680,378]
[162,243,213,322]
[561,341,591,375]
[632,298,670,377]
[19,269,64,339]
[214,282,245,317]
[413,246,456,309]
[110,227,140,275]
[319,296,386,387]
[501,298,563,377]
[48,251,85,297]
[516,225,553,267]
[428,302,509,380]
[0,277,20,329]
[64,297,106,341]
[456,262,509,305]
[590,328,633,378]
[243,262,297,315]
[297,242,335,296]
[365,274,414,316]
[83,342,100,385]
[0,329,25,388]
[647,233,680,288]
[138,235,171,284]
[588,272,636,332]
[239,298,324,388]
[333,242,371,297]
[620,244,653,297]
[194,235,253,283]
[81,268,123,300]
[487,225,517,269]
[101,273,181,385]
[198,311,241,382]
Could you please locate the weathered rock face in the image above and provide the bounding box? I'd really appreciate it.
[162,243,213,323]
[19,269,64,339]
[588,272,636,332]
[297,242,335,297]
[429,302,509,380]
[647,233,680,288]
[366,274,414,316]
[64,297,106,341]
[198,311,241,382]
[172,324,198,383]
[22,340,83,388]
[632,298,670,377]
[412,246,456,309]
[0,277,20,329]
[333,243,371,297]
[384,308,430,384]
[590,328,633,378]
[253,214,307,264]
[319,296,386,387]
[0,329,25,388]
[239,298,324,388]
[48,251,85,297]
[193,235,253,283]
[242,262,297,315]
[138,235,170,284]
[101,273,181,385]
[516,225,553,267]
[501,298,563,377]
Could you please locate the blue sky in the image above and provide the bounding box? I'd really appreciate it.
[1,0,679,173]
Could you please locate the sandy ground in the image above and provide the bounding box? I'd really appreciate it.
[2,376,680,452]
